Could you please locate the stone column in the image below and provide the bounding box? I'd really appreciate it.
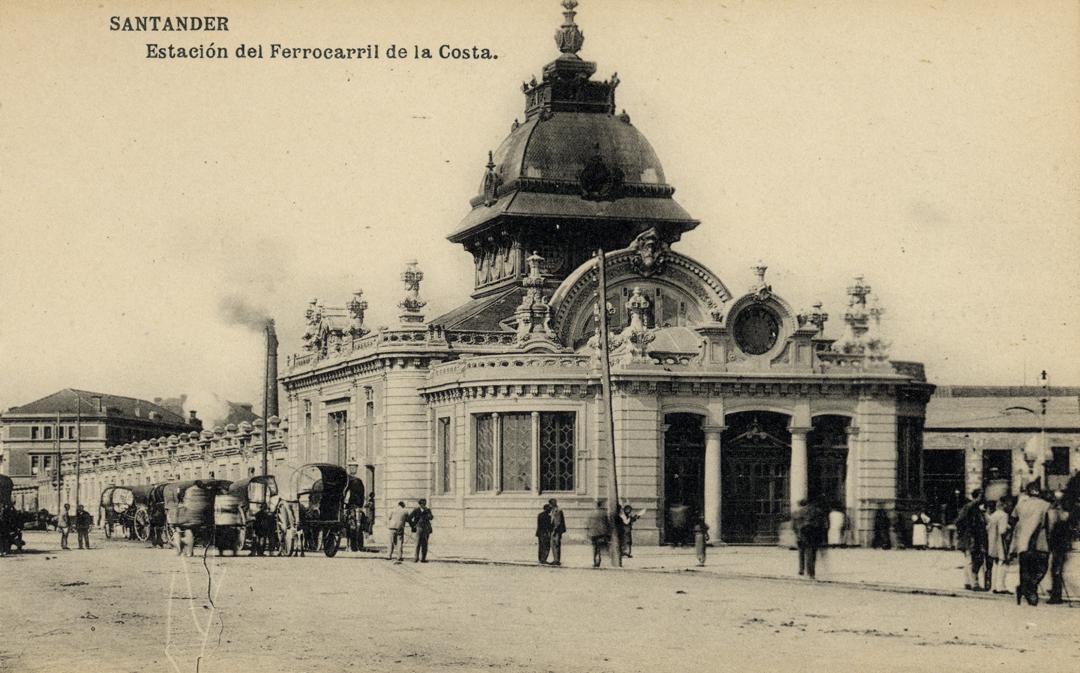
[703,425,726,541]
[789,426,811,512]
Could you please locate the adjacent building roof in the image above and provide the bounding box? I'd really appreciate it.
[3,389,190,426]
[926,386,1080,431]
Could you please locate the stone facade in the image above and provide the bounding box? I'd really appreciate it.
[36,418,288,513]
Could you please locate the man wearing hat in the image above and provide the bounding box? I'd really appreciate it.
[387,501,409,562]
[409,498,434,563]
[548,498,566,566]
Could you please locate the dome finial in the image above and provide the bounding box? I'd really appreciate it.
[555,0,585,56]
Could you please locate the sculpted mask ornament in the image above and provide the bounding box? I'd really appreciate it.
[628,228,668,277]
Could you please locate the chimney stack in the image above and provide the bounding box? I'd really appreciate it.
[265,319,279,419]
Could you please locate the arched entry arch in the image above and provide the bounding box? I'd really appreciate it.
[721,411,791,543]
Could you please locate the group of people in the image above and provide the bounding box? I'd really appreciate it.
[537,500,707,568]
[386,498,434,563]
[953,483,1072,606]
[56,503,94,550]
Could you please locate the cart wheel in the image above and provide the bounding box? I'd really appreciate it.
[104,523,113,539]
[134,509,151,542]
[323,531,339,557]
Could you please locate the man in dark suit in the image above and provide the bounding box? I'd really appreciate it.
[548,498,566,566]
[792,499,823,579]
[536,504,553,564]
[586,500,611,568]
[409,498,434,563]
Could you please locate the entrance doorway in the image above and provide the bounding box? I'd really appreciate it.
[923,449,965,523]
[721,412,791,543]
[982,449,1012,496]
[808,415,850,508]
[662,413,704,544]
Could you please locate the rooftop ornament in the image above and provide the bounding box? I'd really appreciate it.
[554,0,584,57]
[398,259,427,325]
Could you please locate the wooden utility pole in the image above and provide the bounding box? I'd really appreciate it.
[595,249,622,567]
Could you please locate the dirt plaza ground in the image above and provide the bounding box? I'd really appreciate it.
[2,532,1079,673]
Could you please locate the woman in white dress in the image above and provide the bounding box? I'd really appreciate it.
[985,498,1012,594]
[827,505,846,547]
[911,511,930,549]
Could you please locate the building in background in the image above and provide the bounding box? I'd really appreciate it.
[0,389,200,486]
[922,386,1080,521]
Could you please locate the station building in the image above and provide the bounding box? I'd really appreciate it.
[277,3,933,545]
[34,3,945,545]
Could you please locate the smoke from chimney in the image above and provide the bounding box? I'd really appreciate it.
[219,294,274,332]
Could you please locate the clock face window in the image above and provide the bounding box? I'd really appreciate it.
[733,305,780,355]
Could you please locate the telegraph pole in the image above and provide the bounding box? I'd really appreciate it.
[75,393,82,512]
[595,249,622,567]
[54,411,61,513]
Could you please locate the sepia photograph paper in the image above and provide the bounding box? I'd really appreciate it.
[0,1,1078,672]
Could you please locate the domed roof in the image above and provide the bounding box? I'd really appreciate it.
[448,0,698,246]
[480,112,667,194]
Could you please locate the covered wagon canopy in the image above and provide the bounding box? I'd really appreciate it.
[227,475,279,509]
[291,463,350,525]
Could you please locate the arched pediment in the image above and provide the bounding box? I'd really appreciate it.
[548,229,731,349]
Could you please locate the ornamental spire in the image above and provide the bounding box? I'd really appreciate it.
[554,0,585,57]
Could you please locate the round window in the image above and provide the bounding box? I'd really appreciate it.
[732,305,780,355]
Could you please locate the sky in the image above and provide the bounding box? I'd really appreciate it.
[0,0,1077,414]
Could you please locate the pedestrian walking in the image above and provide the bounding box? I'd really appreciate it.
[985,498,1011,594]
[1008,482,1052,606]
[620,504,643,559]
[387,501,409,563]
[792,499,823,579]
[693,517,710,566]
[409,499,434,563]
[954,489,988,591]
[586,500,611,568]
[58,503,71,550]
[536,504,553,564]
[548,498,566,566]
[1046,490,1071,605]
[75,505,92,549]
